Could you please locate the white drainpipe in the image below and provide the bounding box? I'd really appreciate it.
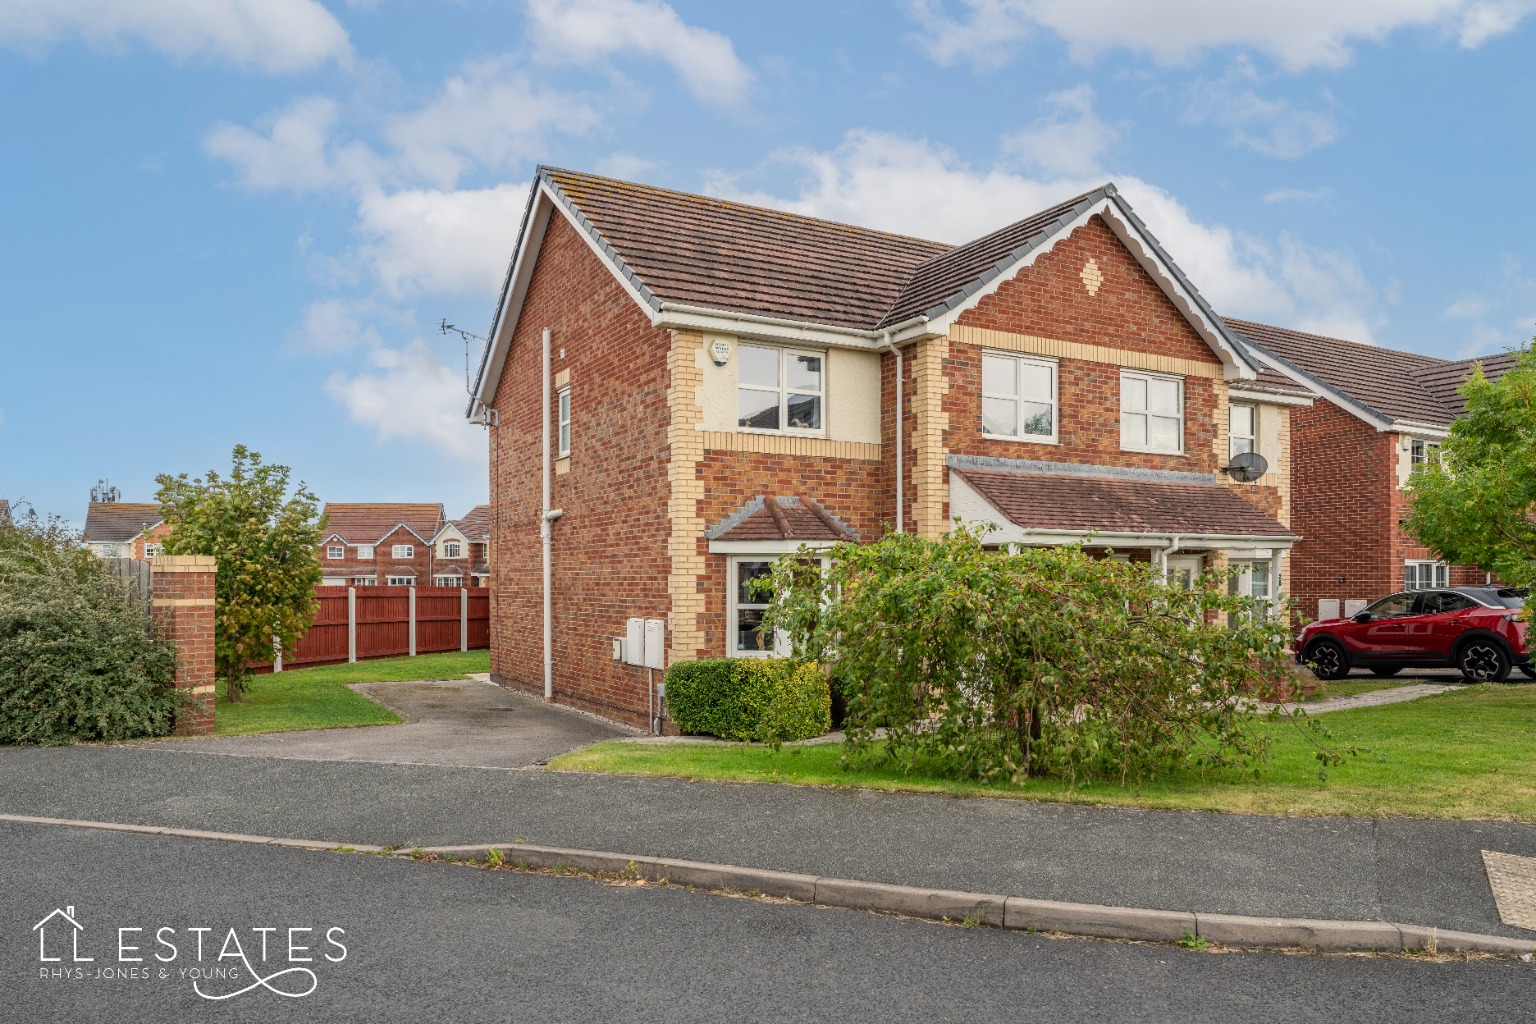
[1159,534,1185,580]
[540,327,563,701]
[882,330,904,533]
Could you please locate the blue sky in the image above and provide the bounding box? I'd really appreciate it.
[4,0,1535,526]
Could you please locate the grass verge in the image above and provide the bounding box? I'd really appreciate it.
[213,650,490,736]
[550,683,1536,821]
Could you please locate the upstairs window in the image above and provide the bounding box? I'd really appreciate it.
[1121,371,1183,455]
[443,541,462,559]
[738,344,823,434]
[1229,404,1256,460]
[557,386,571,458]
[392,544,414,559]
[982,352,1057,442]
[356,545,374,560]
[326,544,344,559]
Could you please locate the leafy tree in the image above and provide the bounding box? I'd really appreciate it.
[155,446,325,702]
[759,526,1316,786]
[1405,343,1536,594]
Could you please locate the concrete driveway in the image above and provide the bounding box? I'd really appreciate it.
[151,679,626,769]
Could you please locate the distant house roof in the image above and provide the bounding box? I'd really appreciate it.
[708,495,859,544]
[954,466,1295,540]
[82,502,162,543]
[383,565,418,576]
[1226,317,1517,429]
[322,503,445,546]
[454,504,490,540]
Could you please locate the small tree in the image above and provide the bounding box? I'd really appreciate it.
[1405,342,1536,595]
[155,445,325,702]
[760,526,1301,786]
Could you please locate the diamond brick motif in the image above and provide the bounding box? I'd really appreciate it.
[1081,258,1103,296]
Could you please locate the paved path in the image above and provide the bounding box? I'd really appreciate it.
[1278,683,1461,715]
[141,679,624,769]
[3,742,1534,940]
[6,819,1531,1024]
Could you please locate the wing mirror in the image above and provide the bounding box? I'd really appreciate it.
[1352,611,1373,624]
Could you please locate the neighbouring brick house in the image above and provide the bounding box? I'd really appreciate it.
[1226,319,1515,627]
[468,167,1311,729]
[317,502,492,587]
[82,502,170,559]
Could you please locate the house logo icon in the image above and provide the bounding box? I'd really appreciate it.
[34,905,92,963]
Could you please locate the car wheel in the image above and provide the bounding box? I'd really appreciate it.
[1369,666,1402,677]
[1306,640,1350,681]
[1458,640,1512,683]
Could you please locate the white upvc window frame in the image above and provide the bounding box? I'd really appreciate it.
[1228,403,1257,461]
[1405,560,1449,590]
[386,575,415,587]
[353,576,376,586]
[433,575,459,587]
[442,540,462,559]
[736,343,826,437]
[392,544,414,559]
[326,544,344,560]
[1120,369,1185,455]
[727,554,831,658]
[356,545,374,560]
[1411,438,1441,467]
[981,350,1059,443]
[143,543,163,559]
[557,385,571,458]
[1227,560,1275,625]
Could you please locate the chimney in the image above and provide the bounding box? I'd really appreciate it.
[66,905,74,918]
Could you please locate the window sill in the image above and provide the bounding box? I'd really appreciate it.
[737,427,827,440]
[982,433,1059,445]
[1119,445,1185,457]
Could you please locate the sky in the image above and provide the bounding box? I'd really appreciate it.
[4,0,1535,527]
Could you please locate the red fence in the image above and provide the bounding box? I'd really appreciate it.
[253,585,489,672]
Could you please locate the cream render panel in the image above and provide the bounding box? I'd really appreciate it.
[693,334,880,444]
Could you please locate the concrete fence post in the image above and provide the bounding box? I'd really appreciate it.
[408,586,417,657]
[273,636,283,674]
[460,588,468,653]
[149,555,217,735]
[348,587,357,664]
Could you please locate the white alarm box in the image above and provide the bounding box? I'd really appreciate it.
[643,619,665,670]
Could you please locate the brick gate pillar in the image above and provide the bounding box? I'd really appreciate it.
[150,555,217,735]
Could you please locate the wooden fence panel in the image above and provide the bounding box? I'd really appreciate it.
[252,585,489,673]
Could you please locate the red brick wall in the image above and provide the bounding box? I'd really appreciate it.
[488,213,673,728]
[150,556,216,735]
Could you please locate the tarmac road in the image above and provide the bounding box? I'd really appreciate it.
[4,818,1532,1024]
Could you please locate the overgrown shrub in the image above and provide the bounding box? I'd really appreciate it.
[664,657,831,744]
[0,510,181,745]
[760,526,1317,785]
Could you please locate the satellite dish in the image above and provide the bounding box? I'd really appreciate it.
[1222,451,1269,483]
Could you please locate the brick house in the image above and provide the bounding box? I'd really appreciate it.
[468,168,1311,729]
[82,502,170,559]
[1225,320,1515,626]
[318,503,445,587]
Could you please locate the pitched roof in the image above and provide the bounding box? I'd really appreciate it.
[708,495,858,543]
[955,468,1294,539]
[454,504,490,540]
[82,502,162,543]
[1226,317,1520,427]
[542,167,948,330]
[322,503,444,545]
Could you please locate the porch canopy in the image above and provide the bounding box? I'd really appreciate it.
[947,457,1296,575]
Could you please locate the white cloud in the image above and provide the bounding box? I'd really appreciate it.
[289,297,396,353]
[596,152,659,180]
[356,184,532,297]
[384,59,600,188]
[1184,77,1341,158]
[0,0,351,73]
[1263,186,1335,204]
[909,0,1535,71]
[711,128,1373,340]
[325,341,482,460]
[526,0,752,106]
[205,97,384,192]
[1001,84,1118,176]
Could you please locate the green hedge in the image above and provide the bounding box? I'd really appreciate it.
[664,658,830,744]
[0,513,182,745]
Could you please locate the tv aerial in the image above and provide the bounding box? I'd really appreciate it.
[439,319,486,396]
[1221,451,1269,483]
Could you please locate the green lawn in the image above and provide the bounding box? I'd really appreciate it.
[213,650,490,736]
[551,683,1536,821]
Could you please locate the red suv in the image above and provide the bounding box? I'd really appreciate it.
[1298,588,1530,683]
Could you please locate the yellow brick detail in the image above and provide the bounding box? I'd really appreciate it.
[951,324,1223,379]
[911,335,950,538]
[700,431,880,462]
[666,330,709,663]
